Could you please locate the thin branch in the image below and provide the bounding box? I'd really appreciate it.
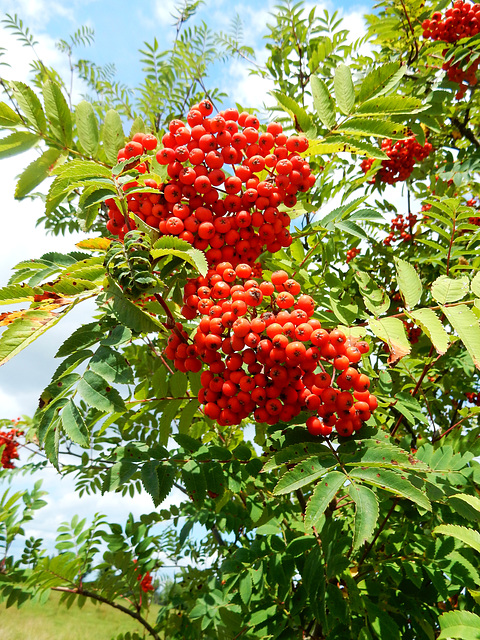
[51,586,160,639]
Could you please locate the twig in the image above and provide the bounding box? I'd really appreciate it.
[51,586,160,639]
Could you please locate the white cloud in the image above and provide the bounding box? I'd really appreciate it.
[152,0,177,26]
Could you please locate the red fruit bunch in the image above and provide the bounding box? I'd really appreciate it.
[106,101,316,267]
[383,212,418,246]
[0,428,23,469]
[422,1,480,43]
[466,391,480,405]
[361,137,432,185]
[164,264,377,436]
[403,320,421,344]
[465,198,480,226]
[346,247,360,263]
[164,323,203,374]
[422,2,480,99]
[137,571,155,593]
[443,56,479,99]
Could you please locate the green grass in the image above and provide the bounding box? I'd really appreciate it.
[0,590,160,640]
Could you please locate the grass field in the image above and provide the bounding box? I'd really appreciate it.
[0,590,160,640]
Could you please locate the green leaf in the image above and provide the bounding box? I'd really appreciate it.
[365,599,401,640]
[159,399,181,445]
[0,283,41,304]
[409,308,450,355]
[354,270,390,316]
[151,241,207,276]
[442,304,480,370]
[432,275,469,304]
[290,238,305,262]
[239,572,252,605]
[334,64,355,115]
[311,75,336,129]
[0,305,76,366]
[102,109,124,165]
[61,401,89,447]
[308,136,388,160]
[438,610,480,640]
[42,80,72,146]
[262,443,335,472]
[394,258,422,309]
[337,118,408,139]
[182,460,206,506]
[53,159,111,180]
[141,461,160,504]
[358,62,406,103]
[129,117,146,137]
[433,524,480,553]
[89,346,133,384]
[348,484,379,550]
[178,400,200,434]
[9,81,47,132]
[155,463,176,505]
[343,438,429,470]
[449,493,480,520]
[75,101,99,156]
[0,101,22,127]
[0,131,41,159]
[304,471,345,530]
[273,456,338,495]
[271,90,315,134]
[15,147,63,199]
[349,468,431,511]
[394,392,428,425]
[357,96,427,116]
[77,370,125,412]
[103,277,164,334]
[368,317,411,364]
[335,220,368,240]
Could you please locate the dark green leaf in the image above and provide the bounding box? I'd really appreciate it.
[77,370,125,412]
[61,401,89,447]
[348,484,379,550]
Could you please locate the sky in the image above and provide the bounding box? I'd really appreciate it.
[0,0,370,567]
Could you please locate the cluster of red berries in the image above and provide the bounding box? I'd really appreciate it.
[443,56,479,99]
[422,2,480,42]
[165,264,377,437]
[361,137,432,184]
[466,391,480,405]
[346,247,360,263]
[106,100,316,267]
[383,212,418,246]
[465,198,480,226]
[403,320,422,344]
[422,2,480,99]
[0,429,22,469]
[137,571,155,593]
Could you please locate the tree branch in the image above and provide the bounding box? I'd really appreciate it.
[51,586,160,640]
